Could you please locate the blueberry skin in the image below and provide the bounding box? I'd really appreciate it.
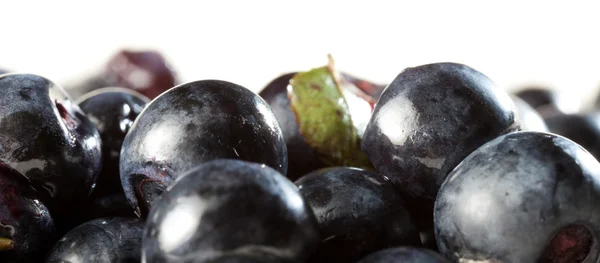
[512,96,549,132]
[45,217,144,263]
[77,88,149,219]
[545,113,600,160]
[142,159,319,263]
[0,166,55,263]
[121,80,288,218]
[77,88,149,195]
[259,73,325,181]
[0,74,102,212]
[295,167,420,263]
[357,247,450,263]
[434,131,600,262]
[361,62,518,228]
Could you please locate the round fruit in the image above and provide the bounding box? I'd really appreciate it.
[45,217,144,263]
[295,167,420,263]
[0,165,55,262]
[77,88,149,188]
[259,72,321,180]
[120,80,287,218]
[0,73,102,214]
[434,131,600,262]
[142,159,319,263]
[260,67,374,181]
[77,87,149,219]
[362,62,518,228]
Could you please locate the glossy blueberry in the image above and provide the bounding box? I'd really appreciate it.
[545,113,600,160]
[259,72,374,180]
[76,88,149,219]
[0,166,55,263]
[77,88,149,197]
[142,159,319,263]
[121,80,287,218]
[259,73,324,180]
[357,247,450,263]
[295,167,420,263]
[68,49,178,99]
[512,96,549,132]
[434,131,600,262]
[45,217,144,263]
[361,62,518,229]
[0,74,102,214]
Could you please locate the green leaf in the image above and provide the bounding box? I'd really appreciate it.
[288,58,372,169]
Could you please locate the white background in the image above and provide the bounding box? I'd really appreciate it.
[1,1,600,106]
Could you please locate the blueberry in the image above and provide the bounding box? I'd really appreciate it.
[77,88,149,192]
[434,131,600,262]
[357,247,450,263]
[545,113,600,160]
[295,167,420,263]
[76,87,149,219]
[45,217,144,263]
[0,73,102,217]
[68,49,178,99]
[121,80,287,218]
[0,165,55,263]
[361,62,518,229]
[259,67,374,180]
[142,159,319,263]
[512,96,549,132]
[259,73,324,180]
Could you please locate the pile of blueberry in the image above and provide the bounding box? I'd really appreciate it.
[1,50,599,263]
